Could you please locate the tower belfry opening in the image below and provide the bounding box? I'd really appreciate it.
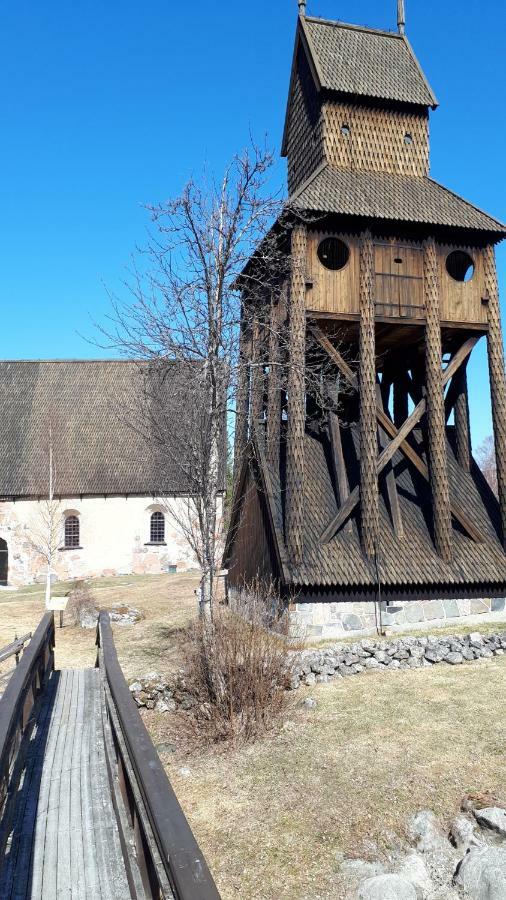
[225,5,506,628]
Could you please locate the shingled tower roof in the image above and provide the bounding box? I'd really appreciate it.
[301,19,437,105]
[280,10,505,238]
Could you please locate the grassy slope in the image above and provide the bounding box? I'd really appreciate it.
[2,575,506,899]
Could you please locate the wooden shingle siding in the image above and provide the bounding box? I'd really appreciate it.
[227,461,280,590]
[286,47,325,194]
[323,102,429,178]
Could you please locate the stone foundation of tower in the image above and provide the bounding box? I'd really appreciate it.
[290,596,506,640]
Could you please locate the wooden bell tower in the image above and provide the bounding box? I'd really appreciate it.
[226,4,506,607]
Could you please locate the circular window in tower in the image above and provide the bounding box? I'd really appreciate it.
[317,237,350,271]
[446,250,475,283]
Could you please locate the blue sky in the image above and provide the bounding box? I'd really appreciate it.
[1,0,504,448]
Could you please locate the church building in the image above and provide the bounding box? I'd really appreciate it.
[0,360,219,587]
[225,2,506,637]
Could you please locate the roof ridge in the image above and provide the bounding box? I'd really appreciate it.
[0,358,194,365]
[0,358,144,364]
[304,16,402,39]
[402,34,438,108]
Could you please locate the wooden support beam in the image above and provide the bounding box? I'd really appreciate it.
[314,326,484,545]
[328,411,352,533]
[286,224,307,566]
[266,293,282,473]
[359,230,379,558]
[484,245,506,548]
[376,385,403,539]
[250,315,265,428]
[424,237,454,560]
[233,314,251,487]
[320,398,424,543]
[454,366,471,472]
[442,337,480,384]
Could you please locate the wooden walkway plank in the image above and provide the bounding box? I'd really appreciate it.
[80,669,101,899]
[29,669,71,900]
[0,668,132,899]
[88,670,131,900]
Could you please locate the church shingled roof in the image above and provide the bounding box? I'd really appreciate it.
[0,360,226,498]
[302,17,438,107]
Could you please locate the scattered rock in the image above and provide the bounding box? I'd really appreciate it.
[469,632,484,644]
[358,874,417,899]
[364,658,380,669]
[408,811,448,853]
[454,846,506,898]
[395,852,433,897]
[449,815,485,852]
[445,652,463,665]
[109,603,143,625]
[178,767,191,778]
[340,858,385,881]
[301,697,318,710]
[80,612,99,629]
[474,807,506,839]
[155,698,176,712]
[155,741,176,754]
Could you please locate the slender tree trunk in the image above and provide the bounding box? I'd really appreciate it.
[45,428,53,609]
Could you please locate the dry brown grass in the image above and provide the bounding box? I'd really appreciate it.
[160,657,506,900]
[0,572,200,676]
[2,577,506,899]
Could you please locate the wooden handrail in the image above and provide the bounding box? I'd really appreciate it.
[0,633,32,667]
[97,611,221,900]
[0,613,55,830]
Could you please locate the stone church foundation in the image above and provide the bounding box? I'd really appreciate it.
[290,596,506,640]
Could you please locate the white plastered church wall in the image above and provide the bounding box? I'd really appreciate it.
[0,495,216,586]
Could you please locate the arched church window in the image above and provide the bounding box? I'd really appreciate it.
[150,511,165,544]
[317,237,350,271]
[64,515,80,549]
[446,250,475,283]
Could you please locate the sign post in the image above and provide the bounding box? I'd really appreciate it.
[47,596,69,628]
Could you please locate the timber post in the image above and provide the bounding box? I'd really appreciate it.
[286,223,307,565]
[484,244,506,546]
[249,313,264,431]
[233,313,251,486]
[359,229,379,558]
[454,366,471,473]
[423,237,453,562]
[266,293,281,472]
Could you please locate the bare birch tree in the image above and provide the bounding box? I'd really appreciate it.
[101,143,351,615]
[100,143,284,616]
[26,422,61,607]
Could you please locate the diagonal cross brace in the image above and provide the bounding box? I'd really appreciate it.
[311,327,482,544]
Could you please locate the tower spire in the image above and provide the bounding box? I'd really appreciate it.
[397,0,406,34]
[298,0,307,16]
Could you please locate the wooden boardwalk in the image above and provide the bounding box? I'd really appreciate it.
[0,668,132,899]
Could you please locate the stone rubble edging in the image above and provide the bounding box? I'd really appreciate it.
[127,630,506,712]
[288,629,506,690]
